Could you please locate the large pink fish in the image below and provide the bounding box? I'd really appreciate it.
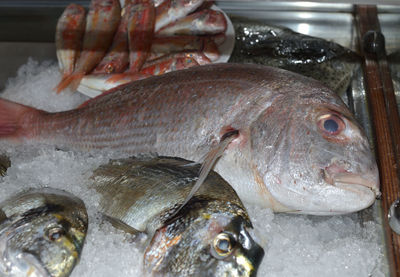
[0,64,379,215]
[55,0,121,93]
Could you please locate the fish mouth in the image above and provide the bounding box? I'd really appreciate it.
[323,163,380,197]
[17,252,51,277]
[0,248,51,277]
[233,237,264,277]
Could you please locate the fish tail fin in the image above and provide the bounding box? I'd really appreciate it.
[54,73,85,93]
[0,98,44,141]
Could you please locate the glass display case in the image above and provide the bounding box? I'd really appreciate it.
[0,1,399,276]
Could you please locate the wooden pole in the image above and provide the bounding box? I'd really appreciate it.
[355,5,400,277]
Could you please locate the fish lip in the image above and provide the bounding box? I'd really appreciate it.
[0,248,51,277]
[234,247,264,277]
[322,163,380,197]
[233,233,265,277]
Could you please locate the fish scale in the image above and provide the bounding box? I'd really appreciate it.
[0,63,379,215]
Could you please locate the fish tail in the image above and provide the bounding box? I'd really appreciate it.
[0,98,45,141]
[54,73,85,93]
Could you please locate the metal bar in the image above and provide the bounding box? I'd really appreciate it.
[355,5,400,277]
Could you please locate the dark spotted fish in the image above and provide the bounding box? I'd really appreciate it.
[229,16,360,95]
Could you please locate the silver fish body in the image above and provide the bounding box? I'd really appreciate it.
[91,156,264,276]
[0,188,88,277]
[229,16,360,95]
[0,63,379,215]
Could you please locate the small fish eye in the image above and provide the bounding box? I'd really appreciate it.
[105,64,115,74]
[46,226,65,241]
[212,233,235,259]
[317,114,345,136]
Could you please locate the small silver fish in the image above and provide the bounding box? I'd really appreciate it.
[0,188,88,277]
[229,16,360,95]
[91,156,264,276]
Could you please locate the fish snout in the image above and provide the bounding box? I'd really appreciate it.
[231,230,264,277]
[233,242,264,277]
[18,252,51,277]
[1,248,51,277]
[323,160,380,197]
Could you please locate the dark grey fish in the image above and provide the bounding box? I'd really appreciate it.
[91,156,264,277]
[229,16,360,95]
[0,188,88,277]
[0,154,10,177]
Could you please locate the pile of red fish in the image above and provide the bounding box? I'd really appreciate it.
[55,0,228,96]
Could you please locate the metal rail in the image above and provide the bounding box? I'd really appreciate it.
[355,5,400,277]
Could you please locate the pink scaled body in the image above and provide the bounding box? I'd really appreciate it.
[0,63,380,215]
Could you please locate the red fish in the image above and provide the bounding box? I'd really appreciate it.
[150,36,220,61]
[155,0,204,32]
[0,63,380,215]
[141,54,199,75]
[144,51,210,66]
[127,0,156,72]
[92,2,132,74]
[55,0,121,93]
[150,35,204,57]
[77,72,150,97]
[55,4,86,78]
[203,37,220,61]
[156,9,227,37]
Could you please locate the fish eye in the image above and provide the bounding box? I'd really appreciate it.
[105,64,115,74]
[45,226,65,241]
[211,233,235,259]
[317,114,345,136]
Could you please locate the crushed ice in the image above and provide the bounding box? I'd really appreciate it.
[0,59,386,276]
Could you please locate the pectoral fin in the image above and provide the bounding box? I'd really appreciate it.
[168,130,239,219]
[102,214,141,235]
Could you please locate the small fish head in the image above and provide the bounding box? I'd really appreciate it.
[0,190,88,277]
[250,84,380,215]
[93,62,117,74]
[144,200,264,276]
[208,218,264,277]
